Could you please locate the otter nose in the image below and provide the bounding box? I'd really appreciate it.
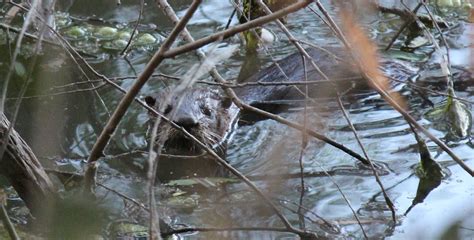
[174,116,199,129]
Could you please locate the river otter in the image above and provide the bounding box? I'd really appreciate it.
[144,88,236,180]
[145,46,417,180]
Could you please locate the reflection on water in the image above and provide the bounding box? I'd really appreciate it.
[0,0,473,239]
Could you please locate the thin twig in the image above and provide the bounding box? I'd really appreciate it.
[215,3,370,164]
[0,204,19,240]
[225,8,237,29]
[389,77,474,104]
[0,22,96,58]
[5,1,111,118]
[277,198,339,233]
[314,0,398,223]
[154,1,314,237]
[319,2,472,176]
[419,1,453,86]
[98,182,149,211]
[0,0,56,181]
[163,226,305,237]
[384,2,423,51]
[120,0,144,55]
[297,55,308,230]
[83,0,204,193]
[5,83,107,99]
[256,2,369,238]
[146,32,231,240]
[162,0,312,58]
[0,0,42,113]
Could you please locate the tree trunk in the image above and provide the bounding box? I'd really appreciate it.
[0,113,56,217]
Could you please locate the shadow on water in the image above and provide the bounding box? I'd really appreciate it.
[0,0,473,239]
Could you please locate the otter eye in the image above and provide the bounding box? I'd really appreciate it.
[202,107,211,116]
[144,96,156,107]
[164,104,172,114]
[221,96,232,109]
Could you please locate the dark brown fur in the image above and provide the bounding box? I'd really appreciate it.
[146,47,417,181]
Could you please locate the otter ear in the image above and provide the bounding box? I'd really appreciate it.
[144,96,156,107]
[221,96,232,109]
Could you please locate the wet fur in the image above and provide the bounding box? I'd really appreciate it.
[146,47,417,180]
[146,88,232,156]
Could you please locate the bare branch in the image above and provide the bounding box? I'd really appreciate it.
[83,0,204,193]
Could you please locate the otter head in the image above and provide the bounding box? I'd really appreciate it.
[145,88,233,156]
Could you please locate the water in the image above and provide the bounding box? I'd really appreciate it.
[0,0,472,239]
